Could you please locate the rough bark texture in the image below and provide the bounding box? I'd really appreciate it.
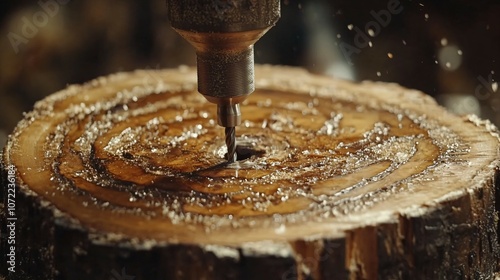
[1,66,499,279]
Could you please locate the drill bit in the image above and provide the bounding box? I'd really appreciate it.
[218,104,240,162]
[225,127,237,162]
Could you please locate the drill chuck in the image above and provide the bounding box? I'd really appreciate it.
[217,103,241,127]
[165,0,280,33]
[197,46,254,107]
[166,0,280,127]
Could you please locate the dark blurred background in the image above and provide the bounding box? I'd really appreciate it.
[1,0,499,148]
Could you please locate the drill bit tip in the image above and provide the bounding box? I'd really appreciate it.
[225,127,237,163]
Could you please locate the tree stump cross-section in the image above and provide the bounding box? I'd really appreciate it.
[1,65,499,279]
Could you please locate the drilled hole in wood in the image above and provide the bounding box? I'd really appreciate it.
[234,144,266,161]
[5,67,499,280]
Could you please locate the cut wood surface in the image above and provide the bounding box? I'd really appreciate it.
[1,65,499,279]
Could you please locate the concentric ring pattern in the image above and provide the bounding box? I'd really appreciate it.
[6,66,476,243]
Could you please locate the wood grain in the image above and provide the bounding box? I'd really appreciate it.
[1,66,499,279]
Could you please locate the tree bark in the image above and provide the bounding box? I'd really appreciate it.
[1,66,499,279]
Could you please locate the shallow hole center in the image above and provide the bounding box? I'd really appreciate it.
[233,144,266,161]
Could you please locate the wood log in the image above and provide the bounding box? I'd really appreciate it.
[1,65,499,280]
